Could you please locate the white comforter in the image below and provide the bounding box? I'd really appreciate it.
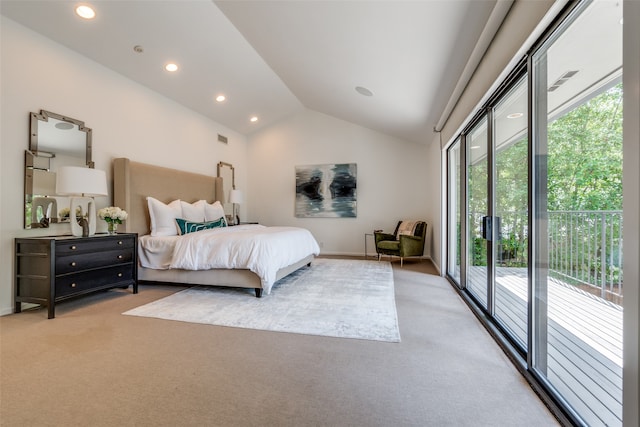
[142,224,320,294]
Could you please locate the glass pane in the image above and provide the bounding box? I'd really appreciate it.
[467,118,488,308]
[493,77,528,349]
[447,139,462,284]
[532,2,623,425]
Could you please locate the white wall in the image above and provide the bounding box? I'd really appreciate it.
[0,17,248,315]
[247,109,434,257]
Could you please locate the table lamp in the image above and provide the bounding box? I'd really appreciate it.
[229,189,243,225]
[56,166,108,237]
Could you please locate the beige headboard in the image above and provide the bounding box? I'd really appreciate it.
[113,158,223,236]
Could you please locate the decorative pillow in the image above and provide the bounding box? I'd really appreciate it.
[180,200,206,222]
[203,200,227,225]
[147,197,182,236]
[397,220,419,238]
[175,217,227,235]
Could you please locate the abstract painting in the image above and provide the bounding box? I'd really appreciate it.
[295,163,357,218]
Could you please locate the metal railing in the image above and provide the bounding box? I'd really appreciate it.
[470,210,623,304]
[548,211,623,302]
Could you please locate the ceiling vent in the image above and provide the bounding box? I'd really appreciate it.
[548,70,579,92]
[218,134,228,144]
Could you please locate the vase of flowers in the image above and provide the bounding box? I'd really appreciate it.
[98,206,128,235]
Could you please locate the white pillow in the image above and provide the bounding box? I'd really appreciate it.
[147,197,182,236]
[203,200,227,225]
[181,200,206,222]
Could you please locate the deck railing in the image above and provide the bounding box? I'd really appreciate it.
[548,210,623,302]
[471,210,623,304]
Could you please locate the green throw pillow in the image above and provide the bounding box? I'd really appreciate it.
[175,217,227,235]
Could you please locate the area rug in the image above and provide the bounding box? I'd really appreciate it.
[123,258,400,342]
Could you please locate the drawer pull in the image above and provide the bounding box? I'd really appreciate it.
[118,241,123,245]
[70,261,77,267]
[117,273,123,278]
[71,283,77,288]
[70,245,77,250]
[117,255,124,259]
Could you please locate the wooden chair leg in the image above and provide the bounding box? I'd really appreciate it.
[401,257,404,267]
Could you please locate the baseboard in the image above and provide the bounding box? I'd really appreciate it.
[319,251,433,263]
[1,303,38,317]
[432,260,442,275]
[0,306,14,317]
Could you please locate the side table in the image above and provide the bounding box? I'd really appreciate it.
[364,233,376,260]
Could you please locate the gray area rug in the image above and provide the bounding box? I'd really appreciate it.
[124,258,400,342]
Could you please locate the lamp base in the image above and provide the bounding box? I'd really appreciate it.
[232,203,240,226]
[69,197,96,237]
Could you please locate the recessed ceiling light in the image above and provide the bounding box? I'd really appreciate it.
[250,116,258,123]
[216,95,226,102]
[355,86,373,97]
[507,112,524,119]
[75,5,96,19]
[165,63,178,72]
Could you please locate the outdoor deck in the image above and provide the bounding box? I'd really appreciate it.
[467,267,622,427]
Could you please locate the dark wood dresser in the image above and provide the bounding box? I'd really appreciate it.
[14,233,138,318]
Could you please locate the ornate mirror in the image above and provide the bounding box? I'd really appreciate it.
[25,110,92,229]
[216,161,235,221]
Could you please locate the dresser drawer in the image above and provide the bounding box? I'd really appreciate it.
[56,236,134,255]
[56,248,134,274]
[55,266,135,298]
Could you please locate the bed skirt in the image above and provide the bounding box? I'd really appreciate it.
[137,254,315,297]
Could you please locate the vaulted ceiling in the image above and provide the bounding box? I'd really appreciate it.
[1,0,500,144]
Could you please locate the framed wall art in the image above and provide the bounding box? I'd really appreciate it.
[295,163,357,218]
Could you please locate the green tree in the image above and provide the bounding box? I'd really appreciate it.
[547,84,623,211]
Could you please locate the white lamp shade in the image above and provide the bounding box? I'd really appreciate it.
[229,189,243,204]
[56,166,108,197]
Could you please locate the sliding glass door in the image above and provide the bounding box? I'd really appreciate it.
[531,2,623,425]
[460,75,530,349]
[446,138,462,286]
[466,119,489,310]
[445,1,623,424]
[493,76,529,349]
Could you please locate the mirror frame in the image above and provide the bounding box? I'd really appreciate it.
[217,161,235,220]
[30,110,93,166]
[25,110,93,229]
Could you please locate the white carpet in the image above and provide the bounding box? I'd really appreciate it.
[124,258,400,342]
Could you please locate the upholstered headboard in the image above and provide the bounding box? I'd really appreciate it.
[113,158,223,236]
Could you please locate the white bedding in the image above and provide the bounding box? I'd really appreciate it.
[138,224,320,294]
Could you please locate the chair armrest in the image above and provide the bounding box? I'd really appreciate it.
[399,234,424,257]
[374,232,395,244]
[399,234,421,242]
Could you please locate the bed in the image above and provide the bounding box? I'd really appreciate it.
[113,157,319,297]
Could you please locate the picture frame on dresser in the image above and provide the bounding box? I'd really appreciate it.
[14,233,138,319]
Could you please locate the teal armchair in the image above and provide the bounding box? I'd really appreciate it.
[374,221,427,266]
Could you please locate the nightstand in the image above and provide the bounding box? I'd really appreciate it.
[14,233,138,318]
